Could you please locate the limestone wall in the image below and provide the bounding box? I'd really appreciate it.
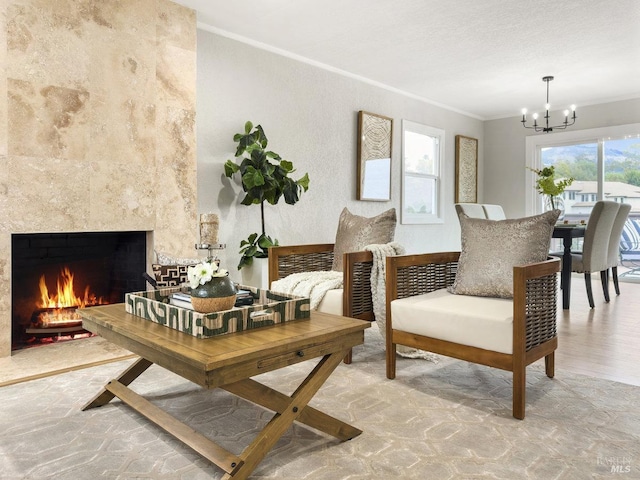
[0,0,197,357]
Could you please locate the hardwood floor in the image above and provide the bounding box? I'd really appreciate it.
[550,274,640,386]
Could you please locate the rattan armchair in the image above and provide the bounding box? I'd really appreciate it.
[268,243,374,363]
[385,251,560,419]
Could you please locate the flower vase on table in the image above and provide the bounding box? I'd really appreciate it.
[530,166,573,222]
[188,261,237,313]
[546,195,565,221]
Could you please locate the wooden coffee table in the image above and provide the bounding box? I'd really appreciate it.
[78,304,369,480]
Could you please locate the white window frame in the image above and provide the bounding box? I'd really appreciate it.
[400,120,445,224]
[524,123,640,215]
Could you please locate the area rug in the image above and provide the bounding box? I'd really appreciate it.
[1,329,638,479]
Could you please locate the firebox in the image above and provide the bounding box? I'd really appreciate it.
[11,231,147,350]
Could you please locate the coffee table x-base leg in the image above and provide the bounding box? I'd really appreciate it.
[82,347,361,480]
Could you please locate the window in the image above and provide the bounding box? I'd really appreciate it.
[401,120,444,224]
[526,124,640,258]
[526,123,640,218]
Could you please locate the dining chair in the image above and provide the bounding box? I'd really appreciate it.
[570,201,620,308]
[606,203,631,296]
[455,203,486,219]
[482,204,507,220]
[455,203,506,220]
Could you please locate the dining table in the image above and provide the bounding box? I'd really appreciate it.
[552,224,587,309]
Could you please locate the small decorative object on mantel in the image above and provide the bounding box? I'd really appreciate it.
[529,166,574,218]
[199,213,219,244]
[187,261,237,313]
[195,213,226,264]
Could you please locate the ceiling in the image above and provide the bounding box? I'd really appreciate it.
[174,0,640,120]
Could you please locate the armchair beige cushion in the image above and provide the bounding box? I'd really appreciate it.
[391,289,514,354]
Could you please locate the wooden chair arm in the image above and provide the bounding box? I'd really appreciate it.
[343,250,374,320]
[513,256,561,353]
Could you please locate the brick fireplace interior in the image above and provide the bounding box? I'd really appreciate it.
[11,232,147,350]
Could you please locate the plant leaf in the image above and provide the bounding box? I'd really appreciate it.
[224,160,239,177]
[298,172,310,191]
[280,160,293,173]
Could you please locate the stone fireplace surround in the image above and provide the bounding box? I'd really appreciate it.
[0,0,198,357]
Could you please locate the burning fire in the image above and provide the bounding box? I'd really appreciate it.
[34,267,105,328]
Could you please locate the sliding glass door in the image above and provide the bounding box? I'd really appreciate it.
[540,137,640,222]
[527,124,640,267]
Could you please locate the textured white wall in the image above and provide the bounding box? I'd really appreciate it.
[196,30,484,276]
[484,98,640,218]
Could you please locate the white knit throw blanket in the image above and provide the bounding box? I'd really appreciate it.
[365,242,438,361]
[270,270,343,310]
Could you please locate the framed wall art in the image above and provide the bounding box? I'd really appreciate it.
[455,135,478,203]
[357,111,393,201]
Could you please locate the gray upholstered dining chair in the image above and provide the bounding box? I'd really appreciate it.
[455,203,506,220]
[570,201,620,308]
[606,203,631,296]
[482,204,507,220]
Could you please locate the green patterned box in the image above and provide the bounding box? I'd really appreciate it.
[125,285,311,338]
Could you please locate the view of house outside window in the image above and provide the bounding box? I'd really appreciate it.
[541,137,640,266]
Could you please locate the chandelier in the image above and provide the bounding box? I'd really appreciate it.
[521,76,576,133]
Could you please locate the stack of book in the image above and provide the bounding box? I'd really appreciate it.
[235,288,254,306]
[168,288,255,311]
[169,291,193,310]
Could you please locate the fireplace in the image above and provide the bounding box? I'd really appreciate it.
[11,232,147,350]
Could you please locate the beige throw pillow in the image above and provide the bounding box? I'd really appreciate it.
[449,209,559,298]
[332,207,397,271]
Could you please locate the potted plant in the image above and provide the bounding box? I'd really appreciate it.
[224,121,310,270]
[530,166,574,210]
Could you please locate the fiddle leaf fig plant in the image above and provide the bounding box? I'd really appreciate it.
[224,121,310,270]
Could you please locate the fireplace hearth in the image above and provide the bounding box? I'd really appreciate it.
[11,232,147,350]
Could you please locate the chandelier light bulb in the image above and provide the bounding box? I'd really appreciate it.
[533,113,539,120]
[545,103,550,110]
[521,108,527,115]
[563,109,569,117]
[571,104,576,111]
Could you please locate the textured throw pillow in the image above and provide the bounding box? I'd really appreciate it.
[155,251,200,266]
[331,207,397,271]
[152,264,194,287]
[449,209,560,298]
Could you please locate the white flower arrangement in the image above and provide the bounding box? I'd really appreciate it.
[187,261,229,290]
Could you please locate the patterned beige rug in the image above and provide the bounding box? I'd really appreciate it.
[1,328,638,479]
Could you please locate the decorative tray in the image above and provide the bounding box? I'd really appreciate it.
[125,285,310,338]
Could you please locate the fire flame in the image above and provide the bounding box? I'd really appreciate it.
[38,267,100,308]
[35,267,104,328]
